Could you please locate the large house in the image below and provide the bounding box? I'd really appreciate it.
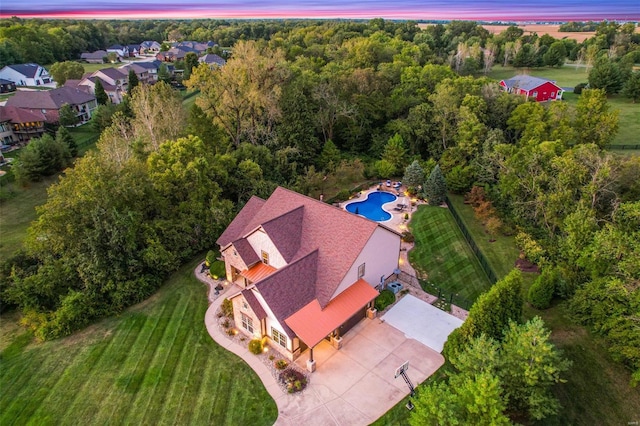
[68,68,129,104]
[0,106,46,145]
[140,41,162,54]
[0,63,53,87]
[500,75,563,102]
[6,87,97,124]
[217,187,401,370]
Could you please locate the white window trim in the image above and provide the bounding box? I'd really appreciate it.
[271,327,287,348]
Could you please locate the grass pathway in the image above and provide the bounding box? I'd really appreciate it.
[0,259,277,426]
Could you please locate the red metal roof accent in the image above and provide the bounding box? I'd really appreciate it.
[285,279,379,348]
[241,262,276,283]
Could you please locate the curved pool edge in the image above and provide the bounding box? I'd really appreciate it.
[343,189,398,223]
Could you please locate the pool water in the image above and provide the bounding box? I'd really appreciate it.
[345,191,397,221]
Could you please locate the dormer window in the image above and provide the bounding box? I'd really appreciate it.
[261,251,269,265]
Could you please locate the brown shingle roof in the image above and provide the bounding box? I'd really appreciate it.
[217,196,266,248]
[219,187,380,310]
[232,237,259,267]
[0,105,45,124]
[255,249,319,337]
[261,205,303,263]
[241,289,267,320]
[6,87,95,110]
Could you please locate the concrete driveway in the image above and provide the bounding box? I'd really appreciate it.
[281,318,444,426]
[382,295,464,353]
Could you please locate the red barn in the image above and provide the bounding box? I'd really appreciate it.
[500,75,563,102]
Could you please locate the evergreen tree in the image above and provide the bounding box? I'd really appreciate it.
[58,104,79,127]
[589,56,624,95]
[158,63,172,84]
[94,79,109,105]
[183,52,199,81]
[424,164,447,206]
[127,69,139,96]
[622,71,640,103]
[403,160,425,190]
[56,126,77,157]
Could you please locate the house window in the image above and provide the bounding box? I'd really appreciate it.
[358,263,366,279]
[261,251,269,265]
[532,91,538,98]
[551,91,555,97]
[241,313,254,333]
[271,327,287,348]
[242,300,249,310]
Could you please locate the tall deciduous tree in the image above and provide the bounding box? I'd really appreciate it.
[187,40,288,146]
[575,89,619,147]
[424,164,447,206]
[381,133,407,175]
[130,81,186,152]
[49,61,84,86]
[588,56,624,95]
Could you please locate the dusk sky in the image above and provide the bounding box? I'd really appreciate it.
[1,0,639,21]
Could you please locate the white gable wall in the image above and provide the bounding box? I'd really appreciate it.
[0,66,51,86]
[331,226,401,299]
[246,228,287,269]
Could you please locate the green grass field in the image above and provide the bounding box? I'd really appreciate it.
[0,176,56,259]
[408,205,492,303]
[0,258,278,426]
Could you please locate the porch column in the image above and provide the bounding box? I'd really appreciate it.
[306,347,316,372]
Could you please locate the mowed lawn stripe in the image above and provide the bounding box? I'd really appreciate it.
[1,343,85,424]
[0,260,277,426]
[127,290,194,424]
[156,323,203,425]
[62,311,158,424]
[409,205,491,302]
[95,299,180,425]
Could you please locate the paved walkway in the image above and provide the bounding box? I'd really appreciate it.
[197,264,444,425]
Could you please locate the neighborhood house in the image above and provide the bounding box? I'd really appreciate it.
[0,63,53,87]
[217,187,401,370]
[500,75,563,102]
[6,87,97,124]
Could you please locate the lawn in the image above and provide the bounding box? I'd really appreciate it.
[408,204,491,304]
[0,258,278,426]
[447,194,521,279]
[79,61,124,74]
[0,176,57,259]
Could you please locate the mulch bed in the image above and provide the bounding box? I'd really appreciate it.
[515,258,540,273]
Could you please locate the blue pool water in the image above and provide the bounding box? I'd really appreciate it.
[345,191,397,221]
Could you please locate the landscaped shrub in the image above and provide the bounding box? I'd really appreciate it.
[205,250,217,267]
[274,359,289,370]
[375,289,395,311]
[279,368,307,393]
[209,261,225,280]
[248,339,263,355]
[574,83,587,95]
[528,268,559,309]
[221,298,233,317]
[401,231,415,243]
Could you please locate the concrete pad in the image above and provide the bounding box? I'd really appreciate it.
[287,405,339,426]
[340,332,390,369]
[324,398,372,426]
[310,384,340,404]
[382,294,463,353]
[373,352,426,392]
[311,351,369,396]
[393,339,445,378]
[341,371,405,420]
[356,319,406,352]
[276,388,325,416]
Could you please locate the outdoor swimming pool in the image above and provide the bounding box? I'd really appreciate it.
[345,191,397,221]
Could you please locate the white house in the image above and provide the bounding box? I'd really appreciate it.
[0,63,53,87]
[217,187,401,369]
